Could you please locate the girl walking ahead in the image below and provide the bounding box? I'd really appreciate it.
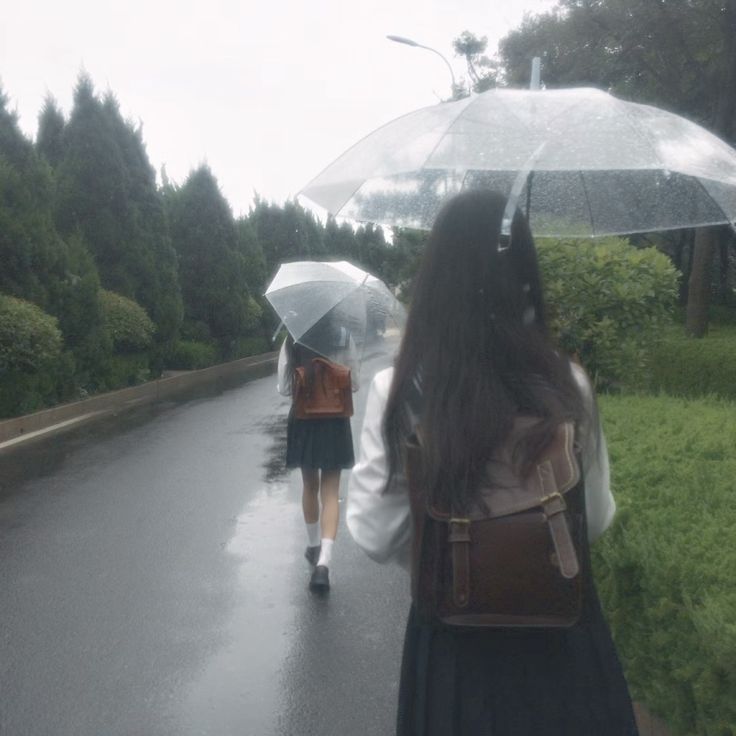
[278,319,358,592]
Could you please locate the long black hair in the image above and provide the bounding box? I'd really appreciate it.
[383,189,585,511]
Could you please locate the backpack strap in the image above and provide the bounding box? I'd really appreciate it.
[448,518,471,608]
[538,459,580,579]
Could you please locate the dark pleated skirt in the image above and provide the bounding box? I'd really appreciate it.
[285,408,355,470]
[397,581,639,736]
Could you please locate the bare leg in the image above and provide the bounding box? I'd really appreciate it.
[319,469,341,540]
[301,467,320,525]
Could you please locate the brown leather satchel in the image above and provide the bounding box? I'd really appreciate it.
[294,358,353,419]
[406,419,585,628]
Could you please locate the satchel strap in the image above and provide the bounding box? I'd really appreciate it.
[448,518,471,608]
[538,459,580,579]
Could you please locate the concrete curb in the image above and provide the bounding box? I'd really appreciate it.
[0,352,278,451]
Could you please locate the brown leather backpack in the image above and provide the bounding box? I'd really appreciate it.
[405,419,585,628]
[294,358,353,419]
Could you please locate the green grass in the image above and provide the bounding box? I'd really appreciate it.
[647,323,736,400]
[594,393,736,735]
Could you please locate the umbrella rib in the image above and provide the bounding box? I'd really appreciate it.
[419,98,481,171]
[692,175,736,232]
[578,170,597,237]
[299,100,468,194]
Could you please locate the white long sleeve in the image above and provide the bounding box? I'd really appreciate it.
[570,363,616,541]
[276,339,292,396]
[346,368,411,566]
[347,364,617,566]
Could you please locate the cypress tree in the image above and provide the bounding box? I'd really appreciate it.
[167,166,252,354]
[55,75,182,351]
[36,96,65,167]
[0,84,109,393]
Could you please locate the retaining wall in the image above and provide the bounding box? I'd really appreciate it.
[0,352,277,449]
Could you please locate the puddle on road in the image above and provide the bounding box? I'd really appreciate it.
[256,416,289,484]
[179,477,302,736]
[226,411,290,485]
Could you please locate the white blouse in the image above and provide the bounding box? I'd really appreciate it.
[346,365,616,568]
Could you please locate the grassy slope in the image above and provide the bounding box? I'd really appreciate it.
[594,393,736,735]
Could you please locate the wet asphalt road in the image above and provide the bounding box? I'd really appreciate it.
[0,345,409,736]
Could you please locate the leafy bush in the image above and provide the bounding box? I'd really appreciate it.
[649,324,736,399]
[242,296,263,333]
[99,289,155,353]
[98,353,150,389]
[231,335,271,359]
[165,340,217,370]
[594,394,736,735]
[537,238,679,389]
[0,294,63,373]
[0,295,68,417]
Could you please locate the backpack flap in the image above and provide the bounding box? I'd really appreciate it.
[294,358,353,419]
[407,420,585,628]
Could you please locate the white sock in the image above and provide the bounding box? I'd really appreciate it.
[317,538,334,568]
[306,522,321,548]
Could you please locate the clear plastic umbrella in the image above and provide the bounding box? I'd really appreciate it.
[264,260,405,361]
[300,87,736,236]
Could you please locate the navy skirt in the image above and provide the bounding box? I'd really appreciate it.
[396,574,638,736]
[285,408,355,470]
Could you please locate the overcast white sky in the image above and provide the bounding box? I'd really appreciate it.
[1,0,555,216]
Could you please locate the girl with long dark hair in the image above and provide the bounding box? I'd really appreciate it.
[278,319,358,592]
[346,190,637,734]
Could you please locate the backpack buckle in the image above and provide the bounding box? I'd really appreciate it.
[540,491,566,518]
[448,518,471,544]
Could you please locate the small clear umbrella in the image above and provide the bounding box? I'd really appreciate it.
[300,87,736,236]
[264,260,405,361]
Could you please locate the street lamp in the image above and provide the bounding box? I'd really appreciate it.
[386,35,458,97]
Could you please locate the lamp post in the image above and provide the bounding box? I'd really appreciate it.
[386,34,458,97]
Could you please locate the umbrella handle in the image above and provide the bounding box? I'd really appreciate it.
[272,321,284,343]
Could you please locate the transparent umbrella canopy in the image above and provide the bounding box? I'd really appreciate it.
[264,260,405,360]
[300,87,736,236]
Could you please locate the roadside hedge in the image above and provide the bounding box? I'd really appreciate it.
[0,295,69,416]
[165,340,217,370]
[0,294,62,373]
[594,393,736,735]
[537,238,679,389]
[99,289,155,353]
[649,324,736,400]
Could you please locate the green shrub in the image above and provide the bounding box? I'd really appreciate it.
[594,394,736,734]
[101,353,151,389]
[242,296,263,333]
[0,294,63,373]
[649,324,736,399]
[99,289,155,353]
[165,340,217,370]
[0,295,67,417]
[537,238,679,389]
[231,335,271,359]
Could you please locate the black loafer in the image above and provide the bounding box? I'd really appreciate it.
[304,545,321,566]
[309,565,330,592]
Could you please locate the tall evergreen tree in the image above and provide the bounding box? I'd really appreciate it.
[54,75,182,346]
[323,216,360,262]
[36,97,65,167]
[167,166,253,352]
[248,197,327,275]
[0,84,108,389]
[235,216,268,295]
[354,223,390,280]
